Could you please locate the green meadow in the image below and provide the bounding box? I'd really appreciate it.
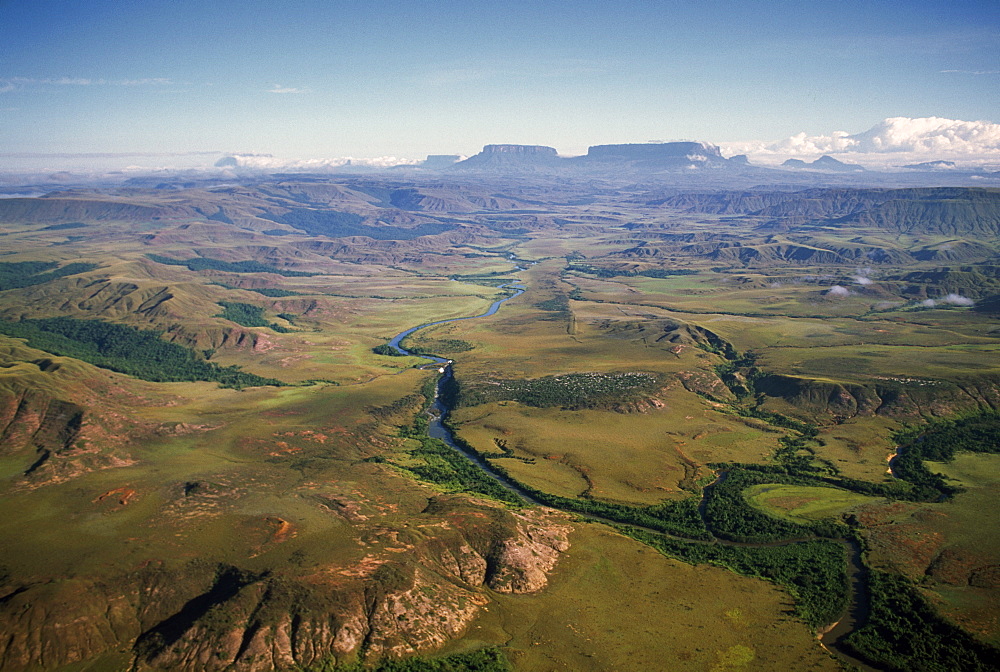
[1,183,999,669]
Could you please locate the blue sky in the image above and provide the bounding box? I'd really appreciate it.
[1,0,998,167]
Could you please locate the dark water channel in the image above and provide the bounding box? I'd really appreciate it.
[387,281,881,671]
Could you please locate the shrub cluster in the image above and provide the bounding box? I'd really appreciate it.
[452,371,660,410]
[147,253,315,277]
[0,316,281,389]
[0,260,98,291]
[216,301,291,332]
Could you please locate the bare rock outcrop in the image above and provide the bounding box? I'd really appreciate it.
[485,511,572,593]
[0,500,573,671]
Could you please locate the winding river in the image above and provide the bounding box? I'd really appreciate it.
[386,281,880,671]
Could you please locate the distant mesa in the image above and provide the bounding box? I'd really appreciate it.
[584,141,724,163]
[481,144,559,156]
[453,141,745,173]
[781,155,865,172]
[572,141,754,174]
[421,155,463,169]
[452,144,561,171]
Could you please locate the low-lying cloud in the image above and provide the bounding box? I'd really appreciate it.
[725,116,1000,167]
[217,154,416,171]
[922,293,975,307]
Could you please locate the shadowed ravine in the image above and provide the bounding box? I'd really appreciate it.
[388,281,881,672]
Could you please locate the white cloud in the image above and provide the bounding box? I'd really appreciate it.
[851,267,874,285]
[850,117,1000,154]
[218,154,416,171]
[826,285,851,297]
[0,76,172,92]
[921,294,974,308]
[940,69,1000,75]
[120,78,172,86]
[268,84,309,94]
[723,116,1000,168]
[942,293,974,306]
[49,77,93,85]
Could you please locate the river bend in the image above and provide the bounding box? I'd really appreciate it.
[386,280,879,671]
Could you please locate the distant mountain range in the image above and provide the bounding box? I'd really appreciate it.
[423,142,996,189]
[5,140,998,196]
[780,155,865,172]
[902,160,957,171]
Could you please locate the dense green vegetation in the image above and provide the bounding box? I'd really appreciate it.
[622,528,849,628]
[524,485,710,539]
[448,371,661,410]
[264,209,454,240]
[566,264,698,278]
[889,411,1000,501]
[397,416,522,506]
[888,448,959,500]
[0,260,98,291]
[373,343,406,356]
[213,282,304,297]
[449,273,518,287]
[0,317,282,388]
[310,647,511,672]
[146,253,316,277]
[216,301,291,332]
[845,570,1000,671]
[40,222,87,231]
[533,296,569,313]
[704,468,843,542]
[398,337,474,356]
[894,411,1000,460]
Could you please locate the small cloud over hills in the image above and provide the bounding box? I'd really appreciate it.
[922,294,975,307]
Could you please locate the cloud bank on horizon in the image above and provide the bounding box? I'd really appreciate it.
[4,117,999,176]
[150,116,1000,172]
[215,154,418,170]
[727,116,1000,166]
[224,116,1000,172]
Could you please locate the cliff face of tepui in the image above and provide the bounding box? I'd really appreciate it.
[0,503,571,671]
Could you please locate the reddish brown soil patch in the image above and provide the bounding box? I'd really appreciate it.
[267,517,296,544]
[970,565,1000,588]
[927,547,988,586]
[94,486,137,507]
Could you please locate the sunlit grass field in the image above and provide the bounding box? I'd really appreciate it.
[2,193,1000,668]
[440,525,841,672]
[744,484,884,524]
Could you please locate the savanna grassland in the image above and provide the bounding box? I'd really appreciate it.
[0,178,999,671]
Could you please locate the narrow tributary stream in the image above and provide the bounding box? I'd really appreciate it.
[387,281,881,671]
